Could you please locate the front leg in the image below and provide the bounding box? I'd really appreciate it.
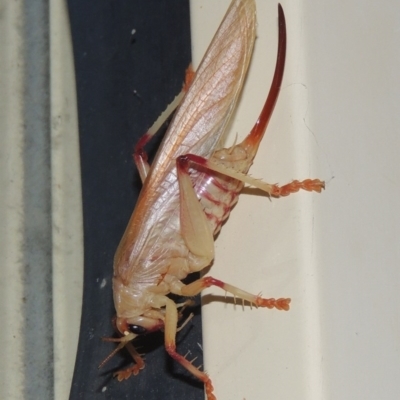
[163,297,216,400]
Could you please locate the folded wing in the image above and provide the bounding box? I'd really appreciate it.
[114,0,257,285]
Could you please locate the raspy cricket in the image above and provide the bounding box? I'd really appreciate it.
[100,1,324,399]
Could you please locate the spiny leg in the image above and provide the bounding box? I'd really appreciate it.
[177,154,324,198]
[164,297,216,400]
[180,276,290,311]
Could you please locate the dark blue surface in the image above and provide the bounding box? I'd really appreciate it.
[67,1,204,399]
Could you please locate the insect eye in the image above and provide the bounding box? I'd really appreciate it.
[128,324,147,335]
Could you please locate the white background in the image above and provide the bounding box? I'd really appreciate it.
[191,1,400,399]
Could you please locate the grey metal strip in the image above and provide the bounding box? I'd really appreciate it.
[22,1,53,399]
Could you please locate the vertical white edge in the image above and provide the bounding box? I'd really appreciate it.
[50,0,83,398]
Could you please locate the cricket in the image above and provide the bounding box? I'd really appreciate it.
[100,1,324,399]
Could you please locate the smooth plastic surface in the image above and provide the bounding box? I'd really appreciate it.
[191,1,400,399]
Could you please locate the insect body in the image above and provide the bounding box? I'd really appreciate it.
[103,1,324,399]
